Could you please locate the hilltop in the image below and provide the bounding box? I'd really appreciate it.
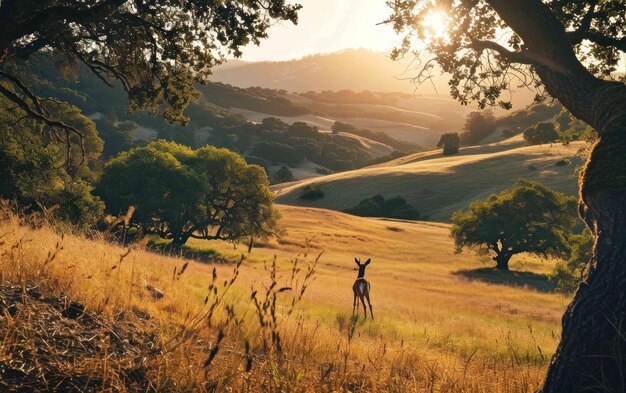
[275,135,586,221]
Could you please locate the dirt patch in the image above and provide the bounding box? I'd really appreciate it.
[0,284,157,392]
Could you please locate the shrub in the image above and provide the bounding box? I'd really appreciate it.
[299,185,325,200]
[315,167,332,175]
[344,195,420,220]
[437,133,461,155]
[555,158,571,167]
[523,122,560,145]
[274,166,295,183]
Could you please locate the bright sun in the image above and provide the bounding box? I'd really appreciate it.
[422,10,450,40]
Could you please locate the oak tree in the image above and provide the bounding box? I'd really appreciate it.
[451,180,577,270]
[96,141,279,247]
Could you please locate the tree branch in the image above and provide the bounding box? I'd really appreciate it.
[468,39,571,74]
[0,75,85,164]
[567,30,626,53]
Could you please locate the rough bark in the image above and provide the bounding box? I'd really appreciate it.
[541,80,626,393]
[484,1,626,391]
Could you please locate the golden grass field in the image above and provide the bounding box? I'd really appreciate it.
[0,202,572,392]
[275,137,586,221]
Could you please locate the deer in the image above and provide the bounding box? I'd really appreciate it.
[352,258,373,320]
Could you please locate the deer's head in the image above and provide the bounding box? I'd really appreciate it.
[354,258,371,278]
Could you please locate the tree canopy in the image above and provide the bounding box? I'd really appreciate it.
[523,122,560,145]
[0,95,103,226]
[274,166,295,183]
[451,180,577,270]
[436,132,460,155]
[0,0,301,150]
[387,0,625,111]
[345,195,420,220]
[460,110,496,145]
[96,141,280,246]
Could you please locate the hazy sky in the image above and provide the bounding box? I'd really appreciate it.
[240,0,398,62]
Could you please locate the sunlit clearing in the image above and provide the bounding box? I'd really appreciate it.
[422,10,450,41]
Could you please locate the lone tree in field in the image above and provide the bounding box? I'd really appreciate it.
[436,132,461,155]
[451,180,577,270]
[96,141,280,247]
[0,0,301,152]
[387,1,626,389]
[523,122,560,145]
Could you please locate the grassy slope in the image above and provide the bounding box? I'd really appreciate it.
[1,204,568,391]
[275,137,585,221]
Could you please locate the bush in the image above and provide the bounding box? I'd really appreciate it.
[523,122,560,145]
[344,195,420,220]
[315,167,332,175]
[274,166,295,183]
[299,185,325,200]
[555,158,571,167]
[437,133,461,155]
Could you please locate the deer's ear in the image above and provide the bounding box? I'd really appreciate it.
[364,258,371,265]
[354,258,360,265]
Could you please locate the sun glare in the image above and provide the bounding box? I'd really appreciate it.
[422,10,450,40]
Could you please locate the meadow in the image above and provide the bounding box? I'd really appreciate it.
[0,203,570,392]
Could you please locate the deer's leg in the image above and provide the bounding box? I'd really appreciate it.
[364,291,373,320]
[361,295,367,320]
[352,291,357,316]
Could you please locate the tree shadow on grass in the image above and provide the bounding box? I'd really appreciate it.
[453,267,556,292]
[146,238,231,264]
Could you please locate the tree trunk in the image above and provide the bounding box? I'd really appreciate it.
[494,253,511,271]
[541,93,626,392]
[481,3,626,390]
[171,233,190,247]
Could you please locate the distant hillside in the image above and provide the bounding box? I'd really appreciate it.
[21,53,549,185]
[213,49,537,110]
[274,135,585,222]
[213,49,420,93]
[20,57,416,180]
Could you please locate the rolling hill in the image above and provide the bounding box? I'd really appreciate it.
[274,135,586,221]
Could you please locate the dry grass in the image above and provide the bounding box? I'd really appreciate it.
[0,204,570,392]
